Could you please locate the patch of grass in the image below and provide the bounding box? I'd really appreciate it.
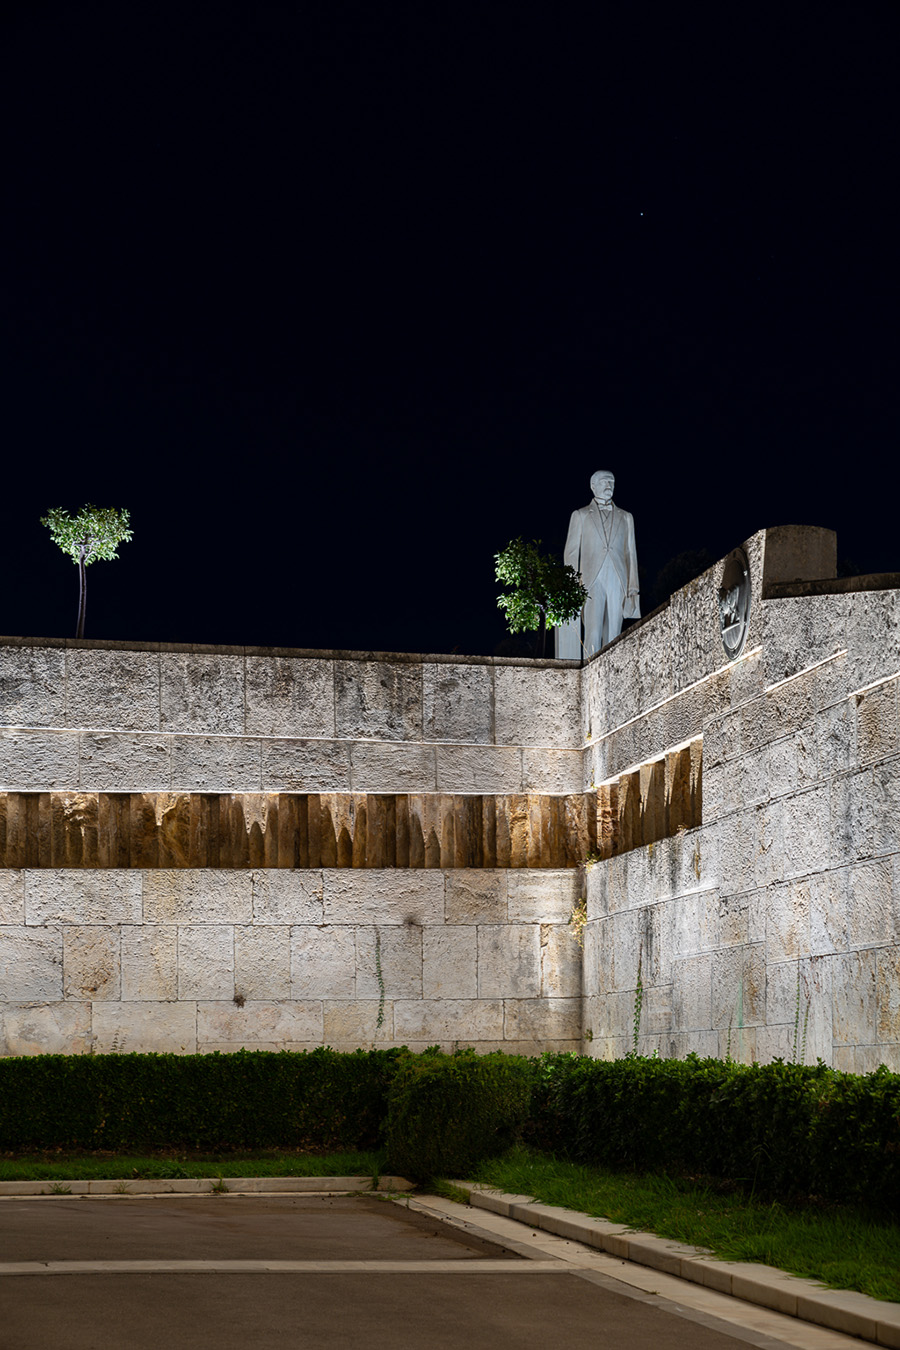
[0,1149,385,1183]
[474,1146,900,1304]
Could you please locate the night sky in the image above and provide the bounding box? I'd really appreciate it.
[3,2,898,656]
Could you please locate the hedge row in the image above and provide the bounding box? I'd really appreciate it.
[0,1047,402,1151]
[2,1049,899,1207]
[528,1053,900,1211]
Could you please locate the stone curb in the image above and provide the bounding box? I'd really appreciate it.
[455,1183,900,1350]
[0,1176,414,1197]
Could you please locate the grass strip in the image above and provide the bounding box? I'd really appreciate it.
[0,1149,385,1183]
[473,1146,900,1304]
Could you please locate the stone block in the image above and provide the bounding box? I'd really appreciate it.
[540,924,581,997]
[121,925,177,1000]
[584,863,606,921]
[833,1044,883,1074]
[672,953,712,1031]
[423,664,493,744]
[642,981,674,1034]
[245,656,334,738]
[334,660,423,741]
[702,708,741,771]
[260,739,352,792]
[846,859,893,948]
[445,870,506,924]
[323,999,391,1043]
[350,741,437,792]
[767,731,817,800]
[0,870,24,923]
[601,636,641,730]
[503,998,581,1040]
[727,649,765,709]
[848,760,900,861]
[766,880,810,963]
[507,870,578,923]
[0,925,63,1000]
[66,648,160,731]
[477,925,540,998]
[494,667,580,748]
[0,645,65,727]
[855,677,900,765]
[434,745,522,793]
[662,682,705,756]
[233,925,291,1000]
[197,1000,322,1047]
[668,568,723,694]
[847,589,900,690]
[816,700,854,777]
[63,925,120,999]
[392,998,503,1041]
[715,892,751,948]
[23,871,142,926]
[252,870,323,924]
[323,870,443,926]
[422,926,477,998]
[92,1002,197,1054]
[356,924,423,999]
[763,594,848,687]
[170,736,261,791]
[809,867,849,955]
[291,925,356,998]
[0,728,79,790]
[160,653,245,735]
[672,889,719,958]
[520,750,582,793]
[143,871,252,924]
[177,924,234,999]
[831,949,877,1045]
[582,655,608,745]
[634,610,675,713]
[0,1001,91,1055]
[79,731,171,791]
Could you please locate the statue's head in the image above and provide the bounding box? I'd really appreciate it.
[591,470,614,505]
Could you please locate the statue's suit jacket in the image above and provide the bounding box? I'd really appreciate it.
[556,501,640,658]
[564,501,640,609]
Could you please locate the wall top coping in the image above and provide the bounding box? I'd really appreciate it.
[0,635,581,670]
[764,572,900,599]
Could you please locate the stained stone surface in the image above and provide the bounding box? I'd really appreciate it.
[66,649,160,732]
[423,664,493,744]
[334,660,423,741]
[245,656,334,738]
[160,653,245,735]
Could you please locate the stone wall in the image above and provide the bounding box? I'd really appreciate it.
[582,527,900,1073]
[0,643,583,1055]
[4,524,900,1070]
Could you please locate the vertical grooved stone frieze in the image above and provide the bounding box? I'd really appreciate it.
[0,791,594,868]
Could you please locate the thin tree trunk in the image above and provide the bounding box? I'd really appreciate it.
[535,611,547,658]
[76,548,87,638]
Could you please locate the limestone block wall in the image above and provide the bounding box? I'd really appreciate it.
[582,527,900,1073]
[0,641,583,1055]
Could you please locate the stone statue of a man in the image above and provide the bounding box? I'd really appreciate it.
[555,470,640,658]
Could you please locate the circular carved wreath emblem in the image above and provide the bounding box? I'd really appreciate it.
[718,547,751,660]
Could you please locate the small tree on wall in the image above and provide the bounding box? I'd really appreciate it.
[495,537,587,657]
[41,505,133,639]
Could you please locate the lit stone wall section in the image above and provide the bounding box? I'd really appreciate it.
[0,867,582,1056]
[584,641,900,1072]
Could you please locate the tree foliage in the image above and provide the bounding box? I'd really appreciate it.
[495,537,588,656]
[41,505,133,638]
[41,505,133,566]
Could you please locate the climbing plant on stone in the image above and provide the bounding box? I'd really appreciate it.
[494,536,587,657]
[41,505,133,638]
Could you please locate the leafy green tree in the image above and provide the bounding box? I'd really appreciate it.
[41,505,133,639]
[495,537,588,657]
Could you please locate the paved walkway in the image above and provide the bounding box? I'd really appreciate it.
[0,1188,884,1350]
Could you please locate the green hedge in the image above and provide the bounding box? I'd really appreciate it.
[2,1047,899,1210]
[385,1049,533,1181]
[0,1048,403,1151]
[528,1053,900,1211]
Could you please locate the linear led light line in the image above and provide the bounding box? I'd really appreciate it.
[849,670,900,699]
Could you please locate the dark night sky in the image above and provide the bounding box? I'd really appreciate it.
[3,2,898,655]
